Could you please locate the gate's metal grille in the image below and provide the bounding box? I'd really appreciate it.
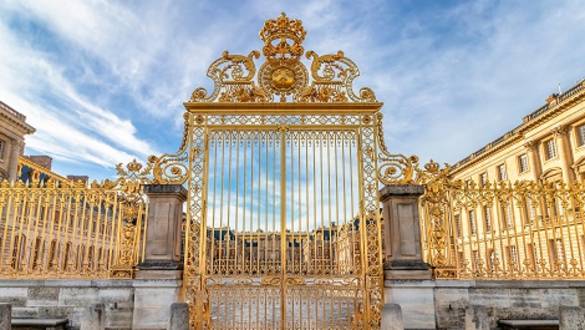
[203,129,362,329]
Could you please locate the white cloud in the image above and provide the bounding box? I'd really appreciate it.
[2,0,585,177]
[0,18,156,167]
[359,0,585,164]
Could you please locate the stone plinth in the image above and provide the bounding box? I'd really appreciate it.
[0,304,10,330]
[132,279,182,330]
[560,306,585,330]
[381,303,403,330]
[384,280,436,329]
[380,184,431,280]
[169,302,189,330]
[138,184,186,275]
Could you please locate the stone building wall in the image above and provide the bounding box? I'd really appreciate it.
[0,101,35,181]
[0,279,181,330]
[386,279,585,329]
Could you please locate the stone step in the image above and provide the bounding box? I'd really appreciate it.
[12,318,68,330]
[497,319,559,330]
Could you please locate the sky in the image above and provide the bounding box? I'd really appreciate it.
[1,0,585,180]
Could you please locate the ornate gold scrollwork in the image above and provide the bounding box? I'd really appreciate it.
[186,12,377,104]
[191,51,269,103]
[418,160,459,270]
[374,113,420,185]
[299,51,376,103]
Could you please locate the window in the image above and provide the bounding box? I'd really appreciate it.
[502,204,514,229]
[458,251,465,268]
[454,214,462,238]
[487,249,495,271]
[479,172,488,187]
[577,124,585,146]
[472,250,480,270]
[0,140,4,160]
[32,238,43,270]
[518,154,529,173]
[63,242,72,270]
[483,207,492,232]
[548,238,565,268]
[506,245,519,269]
[524,197,536,225]
[48,240,57,269]
[468,210,477,235]
[526,243,536,271]
[497,164,508,181]
[544,139,557,160]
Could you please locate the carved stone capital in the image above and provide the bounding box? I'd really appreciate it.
[523,140,539,150]
[552,125,570,137]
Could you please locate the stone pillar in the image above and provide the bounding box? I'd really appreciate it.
[7,139,22,182]
[137,184,186,277]
[381,303,403,330]
[133,184,186,329]
[525,140,542,181]
[560,306,585,330]
[169,302,189,330]
[0,304,10,330]
[380,184,431,279]
[554,126,576,183]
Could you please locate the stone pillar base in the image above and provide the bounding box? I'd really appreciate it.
[169,303,189,330]
[135,269,182,280]
[381,303,404,330]
[384,280,436,329]
[384,260,432,279]
[560,306,585,330]
[132,279,182,329]
[0,304,11,330]
[384,268,432,280]
[138,259,183,270]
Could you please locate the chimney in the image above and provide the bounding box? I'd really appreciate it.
[67,175,89,184]
[27,155,53,170]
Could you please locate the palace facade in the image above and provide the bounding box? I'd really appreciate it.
[0,101,35,182]
[450,79,585,184]
[0,101,88,187]
[440,80,585,278]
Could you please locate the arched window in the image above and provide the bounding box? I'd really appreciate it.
[48,240,58,269]
[63,242,72,270]
[32,238,44,270]
[12,235,27,271]
[87,246,95,271]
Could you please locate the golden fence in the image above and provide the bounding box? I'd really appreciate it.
[0,176,148,279]
[419,163,585,279]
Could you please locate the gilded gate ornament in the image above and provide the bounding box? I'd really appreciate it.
[0,159,150,279]
[189,12,377,104]
[138,12,426,330]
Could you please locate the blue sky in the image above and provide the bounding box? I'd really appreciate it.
[1,0,585,180]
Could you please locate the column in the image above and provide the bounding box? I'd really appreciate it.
[7,139,23,182]
[133,184,186,330]
[524,140,542,181]
[553,126,576,183]
[380,184,430,279]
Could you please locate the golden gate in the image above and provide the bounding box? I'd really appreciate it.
[145,13,417,330]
